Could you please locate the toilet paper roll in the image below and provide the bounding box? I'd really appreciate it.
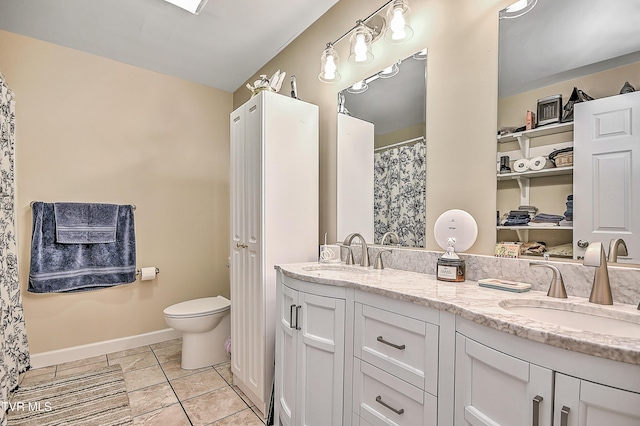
[140,267,157,281]
[513,158,530,173]
[529,156,546,171]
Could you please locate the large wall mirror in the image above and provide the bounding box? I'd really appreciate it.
[497,0,640,264]
[336,50,427,247]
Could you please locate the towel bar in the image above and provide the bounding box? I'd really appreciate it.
[136,267,160,275]
[30,201,136,210]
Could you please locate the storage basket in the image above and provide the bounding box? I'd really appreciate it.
[554,152,573,167]
[548,147,574,167]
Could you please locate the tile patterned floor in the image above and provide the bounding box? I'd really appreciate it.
[18,339,266,425]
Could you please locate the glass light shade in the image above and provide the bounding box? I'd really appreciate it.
[384,0,414,44]
[319,43,341,83]
[348,22,374,65]
[378,62,400,78]
[347,80,369,94]
[499,0,538,19]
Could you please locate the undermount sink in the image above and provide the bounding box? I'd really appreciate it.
[499,299,640,339]
[301,264,371,274]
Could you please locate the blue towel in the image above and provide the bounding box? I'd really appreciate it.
[29,202,136,293]
[54,202,118,244]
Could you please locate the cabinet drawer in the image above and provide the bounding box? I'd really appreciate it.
[353,358,437,426]
[355,303,439,394]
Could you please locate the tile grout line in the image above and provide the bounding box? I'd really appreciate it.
[150,343,195,426]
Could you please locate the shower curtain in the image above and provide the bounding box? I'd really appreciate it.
[374,139,426,247]
[1,73,30,425]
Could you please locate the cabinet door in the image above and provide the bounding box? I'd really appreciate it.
[574,91,640,261]
[554,373,640,426]
[455,334,553,426]
[229,108,246,380]
[275,284,299,426]
[297,292,346,426]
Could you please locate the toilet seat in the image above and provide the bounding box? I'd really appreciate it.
[164,296,230,319]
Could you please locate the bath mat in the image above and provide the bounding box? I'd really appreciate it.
[6,365,133,425]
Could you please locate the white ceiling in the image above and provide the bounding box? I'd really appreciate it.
[0,0,338,92]
[499,0,640,98]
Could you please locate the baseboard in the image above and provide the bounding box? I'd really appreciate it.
[29,328,182,369]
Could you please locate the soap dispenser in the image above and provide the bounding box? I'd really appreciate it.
[437,239,465,282]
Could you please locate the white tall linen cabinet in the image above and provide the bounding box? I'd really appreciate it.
[229,91,319,415]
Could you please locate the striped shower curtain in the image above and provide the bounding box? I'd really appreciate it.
[1,73,30,425]
[374,139,426,247]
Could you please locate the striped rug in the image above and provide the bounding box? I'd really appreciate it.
[7,365,132,425]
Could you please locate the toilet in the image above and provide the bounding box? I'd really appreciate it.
[163,296,231,369]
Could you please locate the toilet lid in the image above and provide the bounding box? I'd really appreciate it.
[164,296,230,318]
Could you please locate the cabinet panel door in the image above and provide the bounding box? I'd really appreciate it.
[297,292,346,426]
[455,334,553,426]
[555,373,640,426]
[275,285,298,426]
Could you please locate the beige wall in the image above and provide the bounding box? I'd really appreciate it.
[375,123,425,149]
[0,30,232,353]
[234,0,514,254]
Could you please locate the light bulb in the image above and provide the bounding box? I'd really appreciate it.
[324,55,337,80]
[390,8,406,40]
[352,81,364,91]
[354,34,368,62]
[506,0,528,13]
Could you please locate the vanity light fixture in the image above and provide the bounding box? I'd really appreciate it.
[378,61,400,78]
[319,43,341,83]
[347,80,369,94]
[318,0,413,83]
[162,0,208,14]
[413,48,428,60]
[385,0,413,43]
[349,21,375,65]
[500,0,538,19]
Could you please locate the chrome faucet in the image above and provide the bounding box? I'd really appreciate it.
[584,242,613,305]
[529,262,567,298]
[374,249,392,270]
[380,231,400,246]
[343,233,370,267]
[608,238,628,262]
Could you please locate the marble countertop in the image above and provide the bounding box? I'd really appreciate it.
[276,262,640,365]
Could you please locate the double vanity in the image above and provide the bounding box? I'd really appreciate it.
[273,249,640,426]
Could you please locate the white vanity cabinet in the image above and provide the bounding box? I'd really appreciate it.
[230,92,318,415]
[275,273,348,426]
[455,318,640,426]
[553,373,640,426]
[455,334,553,426]
[352,292,440,426]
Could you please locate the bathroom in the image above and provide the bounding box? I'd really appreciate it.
[1,0,639,424]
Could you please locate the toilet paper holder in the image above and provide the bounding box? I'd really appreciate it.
[136,267,160,276]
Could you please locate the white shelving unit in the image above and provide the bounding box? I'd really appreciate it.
[497,122,574,242]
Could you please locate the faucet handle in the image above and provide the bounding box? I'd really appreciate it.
[529,262,567,298]
[374,250,392,270]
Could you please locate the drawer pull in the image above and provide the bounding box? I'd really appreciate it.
[560,406,570,426]
[376,395,404,415]
[295,305,302,330]
[289,304,296,329]
[377,336,406,350]
[532,395,543,426]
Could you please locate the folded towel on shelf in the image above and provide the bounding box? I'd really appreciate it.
[531,213,565,223]
[29,202,136,293]
[54,202,119,244]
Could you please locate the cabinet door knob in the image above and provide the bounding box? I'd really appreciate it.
[532,395,543,426]
[376,395,404,415]
[577,240,590,248]
[377,336,406,350]
[236,243,248,248]
[560,406,570,426]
